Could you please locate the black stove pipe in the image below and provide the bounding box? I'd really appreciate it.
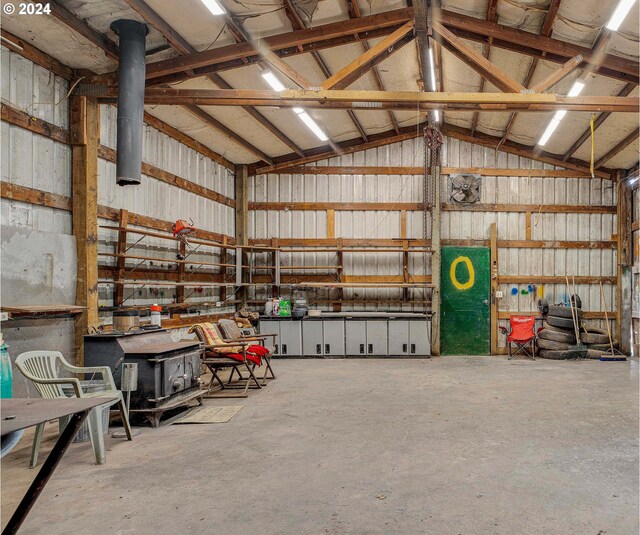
[110,19,148,186]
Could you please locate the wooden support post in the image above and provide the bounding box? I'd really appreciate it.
[618,173,632,353]
[490,223,499,355]
[114,209,128,306]
[402,239,409,302]
[235,164,249,308]
[335,238,344,312]
[220,236,228,304]
[431,164,442,356]
[71,96,100,364]
[326,209,335,239]
[271,237,279,299]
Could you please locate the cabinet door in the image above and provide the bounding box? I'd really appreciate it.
[279,321,302,356]
[322,320,345,356]
[388,321,410,356]
[259,320,280,355]
[302,321,324,357]
[345,321,367,356]
[365,320,388,356]
[409,320,431,356]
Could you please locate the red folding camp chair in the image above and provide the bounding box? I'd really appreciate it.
[499,315,540,360]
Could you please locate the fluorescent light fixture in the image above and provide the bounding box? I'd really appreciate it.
[201,0,226,15]
[293,109,328,141]
[428,47,437,91]
[261,71,286,91]
[606,0,637,31]
[567,80,585,97]
[434,110,440,123]
[538,116,562,146]
[538,80,585,145]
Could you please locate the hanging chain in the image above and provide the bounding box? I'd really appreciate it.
[423,123,442,308]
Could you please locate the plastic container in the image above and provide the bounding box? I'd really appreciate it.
[150,304,162,327]
[0,343,12,399]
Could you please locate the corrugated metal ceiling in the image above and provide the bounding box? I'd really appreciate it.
[1,0,637,168]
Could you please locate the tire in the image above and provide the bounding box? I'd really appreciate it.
[570,294,582,309]
[539,349,580,360]
[547,305,583,319]
[582,326,608,336]
[589,342,619,351]
[537,338,571,350]
[543,321,570,333]
[538,298,549,316]
[546,315,579,330]
[580,332,610,345]
[585,349,608,359]
[538,328,576,344]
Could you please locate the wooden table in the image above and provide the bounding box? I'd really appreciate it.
[1,397,116,535]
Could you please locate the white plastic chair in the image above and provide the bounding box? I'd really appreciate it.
[14,351,133,467]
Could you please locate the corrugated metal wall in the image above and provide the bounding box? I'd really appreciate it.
[97,105,236,314]
[1,47,76,388]
[1,47,71,233]
[249,136,618,348]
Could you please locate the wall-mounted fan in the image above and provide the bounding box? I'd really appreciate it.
[450,174,481,204]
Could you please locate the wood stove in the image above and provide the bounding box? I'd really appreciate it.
[84,328,203,426]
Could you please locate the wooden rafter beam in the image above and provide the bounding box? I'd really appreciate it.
[346,0,400,134]
[499,0,562,145]
[184,105,273,164]
[143,8,411,79]
[39,0,119,61]
[40,0,266,164]
[594,127,639,168]
[245,117,611,179]
[321,21,415,90]
[83,87,639,113]
[562,83,636,160]
[282,0,368,143]
[123,0,304,158]
[434,23,525,93]
[249,122,425,175]
[470,0,499,134]
[441,122,613,179]
[530,54,583,93]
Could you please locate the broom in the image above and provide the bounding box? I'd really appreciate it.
[599,281,627,361]
[565,276,587,357]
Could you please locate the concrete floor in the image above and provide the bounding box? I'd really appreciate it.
[2,356,638,535]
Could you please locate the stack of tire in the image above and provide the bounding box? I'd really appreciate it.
[537,297,587,360]
[580,327,619,359]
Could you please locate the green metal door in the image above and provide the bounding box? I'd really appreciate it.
[441,246,490,355]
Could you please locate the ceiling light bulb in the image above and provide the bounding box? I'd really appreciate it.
[297,111,328,141]
[261,71,286,91]
[606,0,637,31]
[201,0,226,15]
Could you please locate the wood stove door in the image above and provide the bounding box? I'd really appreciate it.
[184,350,202,388]
[163,356,187,397]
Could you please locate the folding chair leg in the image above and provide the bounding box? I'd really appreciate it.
[508,344,513,360]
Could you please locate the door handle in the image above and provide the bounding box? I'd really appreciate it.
[282,344,287,355]
[275,344,279,354]
[325,344,330,354]
[359,344,365,354]
[411,343,416,354]
[368,344,373,354]
[483,299,489,305]
[402,343,408,353]
[316,344,322,355]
